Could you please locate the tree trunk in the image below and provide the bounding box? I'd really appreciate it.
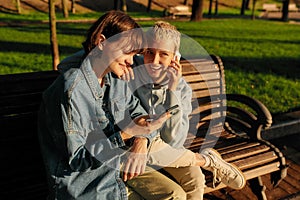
[251,0,257,20]
[49,0,60,70]
[191,0,204,22]
[15,0,21,14]
[121,0,127,12]
[215,0,218,15]
[61,0,69,18]
[208,0,213,16]
[241,0,246,15]
[114,0,119,10]
[246,0,250,10]
[147,0,152,12]
[71,0,76,14]
[282,0,290,22]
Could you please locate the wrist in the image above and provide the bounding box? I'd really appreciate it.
[133,137,148,145]
[126,137,149,147]
[121,131,133,142]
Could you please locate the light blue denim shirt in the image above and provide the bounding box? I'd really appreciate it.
[131,55,193,148]
[38,57,147,199]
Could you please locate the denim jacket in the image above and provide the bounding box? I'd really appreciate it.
[38,57,146,199]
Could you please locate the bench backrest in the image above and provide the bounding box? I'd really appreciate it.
[262,3,280,11]
[0,70,59,198]
[289,3,299,11]
[169,5,190,12]
[181,55,226,151]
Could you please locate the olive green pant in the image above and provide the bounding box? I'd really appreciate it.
[127,165,205,200]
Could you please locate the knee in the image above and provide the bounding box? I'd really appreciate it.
[189,167,206,188]
[168,187,187,200]
[180,167,206,199]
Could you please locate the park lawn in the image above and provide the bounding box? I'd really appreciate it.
[0,17,299,114]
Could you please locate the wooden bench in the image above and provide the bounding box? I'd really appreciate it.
[288,4,299,12]
[166,5,192,19]
[149,0,191,18]
[181,55,287,199]
[262,3,281,12]
[0,55,287,199]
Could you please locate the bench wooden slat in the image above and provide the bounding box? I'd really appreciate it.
[221,144,271,162]
[217,141,261,155]
[243,162,280,180]
[233,151,278,170]
[0,71,59,95]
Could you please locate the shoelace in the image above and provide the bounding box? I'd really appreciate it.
[210,155,236,187]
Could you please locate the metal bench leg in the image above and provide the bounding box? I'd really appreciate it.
[248,176,267,200]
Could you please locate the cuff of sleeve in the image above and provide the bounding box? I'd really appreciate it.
[125,136,150,148]
[108,131,126,148]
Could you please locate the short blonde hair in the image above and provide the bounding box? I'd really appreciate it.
[146,21,181,53]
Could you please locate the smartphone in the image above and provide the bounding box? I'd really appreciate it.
[174,51,181,61]
[146,104,179,122]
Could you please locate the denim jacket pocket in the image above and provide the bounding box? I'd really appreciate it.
[95,100,109,129]
[111,98,127,123]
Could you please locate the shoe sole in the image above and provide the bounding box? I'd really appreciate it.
[206,148,247,190]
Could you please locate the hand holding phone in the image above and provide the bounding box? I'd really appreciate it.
[147,105,179,122]
[173,51,181,62]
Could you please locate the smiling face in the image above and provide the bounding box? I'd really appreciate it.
[101,39,136,79]
[143,40,175,84]
[90,29,145,80]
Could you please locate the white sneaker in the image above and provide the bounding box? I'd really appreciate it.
[201,148,246,190]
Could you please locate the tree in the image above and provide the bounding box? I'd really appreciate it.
[147,0,152,12]
[121,0,127,12]
[114,0,127,12]
[191,0,204,21]
[61,0,69,18]
[241,0,247,15]
[49,0,60,70]
[14,0,21,14]
[71,0,76,14]
[245,0,250,10]
[208,0,218,16]
[251,0,258,20]
[282,0,290,22]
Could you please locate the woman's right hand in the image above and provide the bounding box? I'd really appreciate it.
[121,113,170,137]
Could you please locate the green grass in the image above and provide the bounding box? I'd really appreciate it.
[0,11,300,114]
[165,19,300,114]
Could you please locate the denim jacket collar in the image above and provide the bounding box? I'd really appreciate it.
[80,57,107,100]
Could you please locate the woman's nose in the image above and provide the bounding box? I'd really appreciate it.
[152,54,160,64]
[126,55,134,66]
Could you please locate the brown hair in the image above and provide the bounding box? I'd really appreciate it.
[82,10,142,55]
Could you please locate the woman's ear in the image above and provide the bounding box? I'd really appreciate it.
[98,34,106,50]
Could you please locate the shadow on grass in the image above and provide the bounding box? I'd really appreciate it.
[0,41,80,55]
[221,56,300,80]
[3,23,88,36]
[185,33,300,46]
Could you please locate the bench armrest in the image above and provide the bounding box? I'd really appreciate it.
[225,93,272,140]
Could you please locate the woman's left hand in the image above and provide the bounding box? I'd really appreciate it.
[167,59,182,91]
[121,66,134,81]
